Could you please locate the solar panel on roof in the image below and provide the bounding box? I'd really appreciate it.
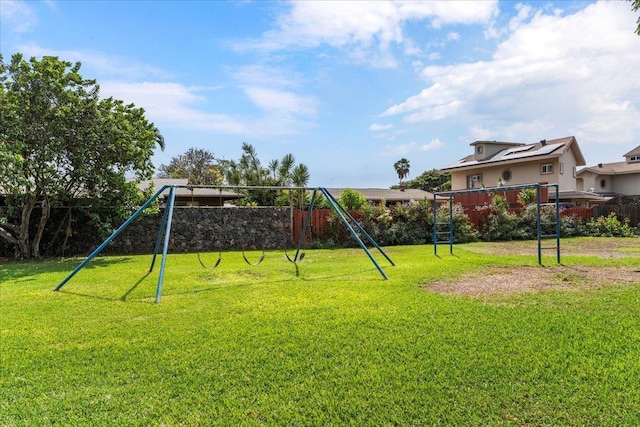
[504,145,534,155]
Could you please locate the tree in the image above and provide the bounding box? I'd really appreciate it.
[339,189,367,211]
[392,168,451,192]
[224,143,310,206]
[517,188,537,207]
[632,0,640,35]
[0,53,164,258]
[157,147,223,185]
[394,158,410,186]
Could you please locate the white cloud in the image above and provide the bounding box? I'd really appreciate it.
[233,64,318,120]
[378,137,443,157]
[1,0,37,33]
[382,2,640,146]
[234,64,301,89]
[100,80,316,138]
[16,44,171,80]
[100,81,247,134]
[446,32,460,41]
[240,0,498,67]
[420,138,444,151]
[243,86,317,117]
[370,123,394,131]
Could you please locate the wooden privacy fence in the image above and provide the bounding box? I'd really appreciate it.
[593,205,640,227]
[290,202,637,244]
[451,186,549,209]
[291,209,364,244]
[292,209,332,244]
[452,187,548,229]
[562,207,593,222]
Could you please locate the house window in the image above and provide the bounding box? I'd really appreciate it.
[573,166,577,178]
[600,179,607,189]
[501,170,512,182]
[467,174,482,189]
[476,146,483,154]
[541,163,553,174]
[559,162,564,175]
[630,155,640,163]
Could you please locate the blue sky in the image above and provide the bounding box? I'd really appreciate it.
[2,0,639,188]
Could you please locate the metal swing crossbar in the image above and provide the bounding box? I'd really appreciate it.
[432,183,561,265]
[53,185,394,303]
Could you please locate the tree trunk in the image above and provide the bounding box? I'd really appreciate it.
[15,197,37,259]
[31,196,50,258]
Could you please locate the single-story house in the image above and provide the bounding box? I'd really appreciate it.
[138,179,244,206]
[325,188,434,206]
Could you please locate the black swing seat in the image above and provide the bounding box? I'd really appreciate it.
[242,248,266,266]
[197,250,222,270]
[285,248,306,264]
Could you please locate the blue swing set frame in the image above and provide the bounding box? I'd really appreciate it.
[54,185,394,303]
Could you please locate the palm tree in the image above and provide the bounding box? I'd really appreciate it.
[394,158,410,187]
[291,164,310,209]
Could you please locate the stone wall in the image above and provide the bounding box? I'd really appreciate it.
[0,206,293,258]
[106,206,292,254]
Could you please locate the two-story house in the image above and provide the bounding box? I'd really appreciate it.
[440,136,608,207]
[576,145,640,197]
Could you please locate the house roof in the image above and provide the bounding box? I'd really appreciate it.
[325,188,434,203]
[440,136,586,171]
[554,190,611,203]
[623,144,640,158]
[576,161,640,176]
[139,179,244,200]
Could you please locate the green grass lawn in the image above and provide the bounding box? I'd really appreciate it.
[1,238,639,426]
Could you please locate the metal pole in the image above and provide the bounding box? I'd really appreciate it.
[155,186,177,303]
[149,200,171,272]
[54,185,167,291]
[319,188,389,280]
[433,193,438,256]
[552,184,561,264]
[449,193,454,255]
[536,183,542,265]
[321,188,394,266]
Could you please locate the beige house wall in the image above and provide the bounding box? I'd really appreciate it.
[613,175,640,194]
[581,173,640,195]
[556,148,579,191]
[449,152,580,192]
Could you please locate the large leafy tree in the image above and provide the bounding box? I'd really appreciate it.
[157,147,223,185]
[0,53,164,258]
[392,168,451,192]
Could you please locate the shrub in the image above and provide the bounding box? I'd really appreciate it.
[585,213,635,237]
[339,189,367,211]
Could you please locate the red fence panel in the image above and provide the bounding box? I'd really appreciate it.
[561,207,593,222]
[292,209,332,244]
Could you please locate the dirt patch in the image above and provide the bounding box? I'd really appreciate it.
[426,266,640,297]
[462,237,640,258]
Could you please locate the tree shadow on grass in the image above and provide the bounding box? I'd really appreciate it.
[1,257,136,283]
[55,271,157,304]
[50,259,391,303]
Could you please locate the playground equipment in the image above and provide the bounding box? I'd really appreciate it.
[54,185,394,303]
[433,183,561,264]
